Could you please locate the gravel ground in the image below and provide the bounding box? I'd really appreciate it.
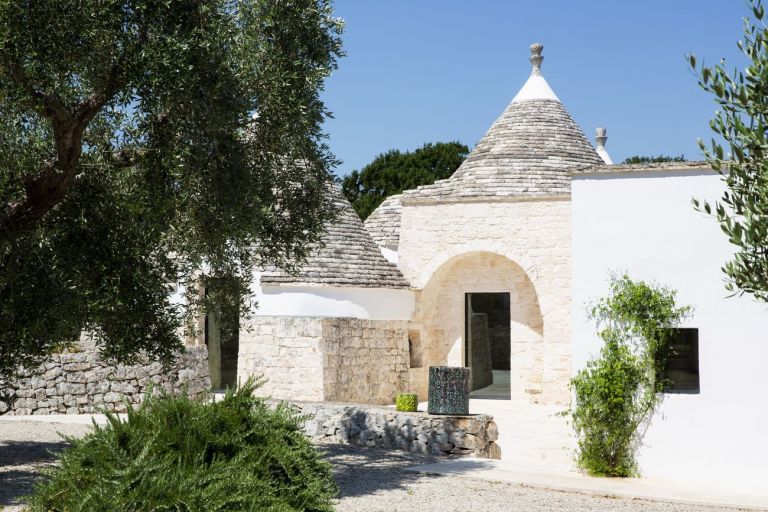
[0,420,755,512]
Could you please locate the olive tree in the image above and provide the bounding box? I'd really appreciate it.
[0,1,343,388]
[691,0,768,302]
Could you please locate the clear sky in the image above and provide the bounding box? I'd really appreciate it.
[321,1,749,177]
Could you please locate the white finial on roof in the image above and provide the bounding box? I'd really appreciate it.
[512,43,559,103]
[595,127,613,164]
[530,43,544,75]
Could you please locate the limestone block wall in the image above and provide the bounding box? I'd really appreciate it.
[290,400,500,459]
[239,317,326,401]
[239,316,409,405]
[320,318,409,403]
[1,347,210,415]
[398,197,572,405]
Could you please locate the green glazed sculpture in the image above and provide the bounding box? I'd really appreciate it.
[427,366,470,415]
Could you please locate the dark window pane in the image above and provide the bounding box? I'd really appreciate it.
[660,328,700,394]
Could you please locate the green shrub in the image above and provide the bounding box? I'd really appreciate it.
[569,274,691,477]
[395,393,418,412]
[571,335,643,476]
[27,380,338,511]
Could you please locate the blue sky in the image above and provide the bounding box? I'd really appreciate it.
[321,1,749,177]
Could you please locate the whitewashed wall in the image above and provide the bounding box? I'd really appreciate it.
[251,282,414,321]
[572,168,768,492]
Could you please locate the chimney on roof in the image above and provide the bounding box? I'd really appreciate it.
[529,43,544,75]
[595,127,613,164]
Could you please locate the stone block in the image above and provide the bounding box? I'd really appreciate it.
[65,372,89,384]
[43,367,62,380]
[103,392,122,403]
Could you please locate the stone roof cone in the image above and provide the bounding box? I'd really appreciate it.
[363,193,403,250]
[260,186,409,288]
[403,43,603,200]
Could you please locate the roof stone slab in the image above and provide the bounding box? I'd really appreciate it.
[260,187,410,289]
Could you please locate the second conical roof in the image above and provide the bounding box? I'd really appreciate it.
[260,186,409,289]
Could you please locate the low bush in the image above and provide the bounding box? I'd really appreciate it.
[571,334,644,476]
[395,393,418,412]
[27,379,338,511]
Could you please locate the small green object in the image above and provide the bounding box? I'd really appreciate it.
[395,393,418,412]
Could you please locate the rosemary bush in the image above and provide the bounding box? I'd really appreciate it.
[27,380,338,511]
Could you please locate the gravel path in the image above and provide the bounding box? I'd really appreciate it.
[0,420,755,512]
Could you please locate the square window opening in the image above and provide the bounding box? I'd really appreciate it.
[659,328,700,394]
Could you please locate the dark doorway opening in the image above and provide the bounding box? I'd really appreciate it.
[465,292,511,399]
[204,287,239,390]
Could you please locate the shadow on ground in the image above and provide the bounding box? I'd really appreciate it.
[319,442,454,500]
[0,440,70,506]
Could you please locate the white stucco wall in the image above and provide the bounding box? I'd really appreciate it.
[572,168,768,492]
[251,275,414,321]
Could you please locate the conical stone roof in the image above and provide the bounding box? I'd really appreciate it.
[260,186,409,289]
[363,193,403,250]
[403,43,603,202]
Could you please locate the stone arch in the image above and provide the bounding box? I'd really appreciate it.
[409,251,545,403]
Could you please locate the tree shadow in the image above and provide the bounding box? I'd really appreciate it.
[319,442,452,500]
[0,439,70,506]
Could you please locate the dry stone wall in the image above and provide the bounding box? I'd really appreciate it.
[291,401,500,459]
[239,316,409,405]
[1,347,210,415]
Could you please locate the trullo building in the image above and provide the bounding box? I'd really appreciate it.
[199,44,767,492]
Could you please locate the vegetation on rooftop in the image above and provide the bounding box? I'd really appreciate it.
[620,155,686,165]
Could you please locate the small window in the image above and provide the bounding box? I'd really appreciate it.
[659,328,700,394]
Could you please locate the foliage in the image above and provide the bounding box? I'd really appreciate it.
[26,380,338,512]
[395,393,418,412]
[569,275,691,477]
[341,141,468,220]
[0,1,344,387]
[621,155,686,165]
[690,0,768,302]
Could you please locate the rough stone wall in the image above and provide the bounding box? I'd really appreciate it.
[399,198,571,405]
[239,316,409,405]
[239,317,326,401]
[320,318,409,404]
[291,401,500,459]
[1,347,210,415]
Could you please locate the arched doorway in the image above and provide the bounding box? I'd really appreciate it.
[410,251,543,403]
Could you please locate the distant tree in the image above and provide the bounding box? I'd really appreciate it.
[341,142,469,220]
[621,155,686,165]
[690,0,768,302]
[0,1,343,389]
